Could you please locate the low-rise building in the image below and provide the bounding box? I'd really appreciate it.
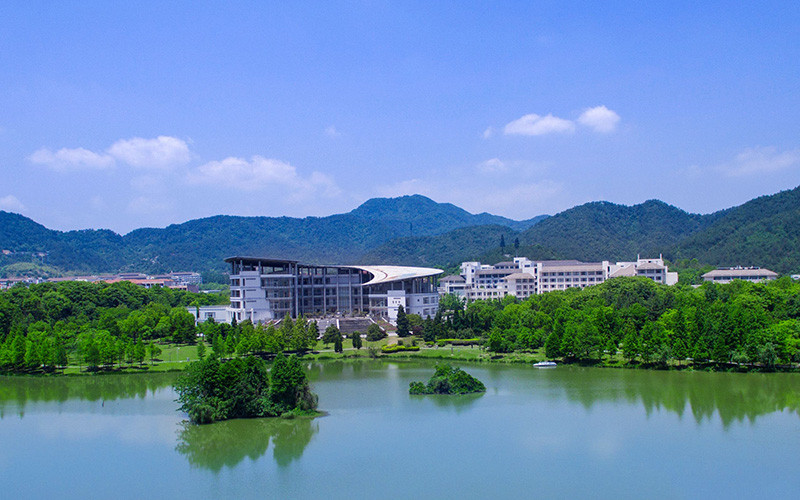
[701,267,778,284]
[441,255,678,301]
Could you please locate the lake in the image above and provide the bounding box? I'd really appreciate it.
[1,361,799,499]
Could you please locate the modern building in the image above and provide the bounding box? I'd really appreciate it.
[226,257,442,324]
[442,255,678,301]
[701,267,778,284]
[187,305,230,324]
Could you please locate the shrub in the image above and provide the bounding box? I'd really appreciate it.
[366,323,387,342]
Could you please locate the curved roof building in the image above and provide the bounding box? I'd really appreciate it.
[224,257,442,323]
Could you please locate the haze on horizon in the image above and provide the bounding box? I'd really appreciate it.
[1,2,799,234]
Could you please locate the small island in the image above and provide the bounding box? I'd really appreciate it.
[174,354,319,424]
[409,364,486,395]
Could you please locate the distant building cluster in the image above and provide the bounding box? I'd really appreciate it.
[0,271,203,292]
[439,256,680,300]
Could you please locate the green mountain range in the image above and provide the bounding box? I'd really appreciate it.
[2,186,800,276]
[0,195,545,276]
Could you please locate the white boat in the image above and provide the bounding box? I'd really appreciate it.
[533,361,557,368]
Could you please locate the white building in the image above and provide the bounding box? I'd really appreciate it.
[226,257,442,324]
[701,267,778,284]
[441,256,678,301]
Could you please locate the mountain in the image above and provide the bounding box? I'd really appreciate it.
[4,186,800,277]
[349,194,546,234]
[357,225,520,269]
[673,186,800,273]
[0,196,546,275]
[517,199,716,262]
[0,211,125,273]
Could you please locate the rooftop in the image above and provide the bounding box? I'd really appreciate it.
[702,268,778,278]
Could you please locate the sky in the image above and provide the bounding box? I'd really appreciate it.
[1,1,799,234]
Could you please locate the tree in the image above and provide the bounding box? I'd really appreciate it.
[148,342,162,365]
[268,354,318,414]
[621,321,639,362]
[351,331,362,350]
[196,340,206,360]
[170,307,198,344]
[759,342,778,369]
[366,323,386,342]
[322,325,341,346]
[544,331,561,359]
[133,338,147,366]
[212,334,225,358]
[395,305,410,337]
[334,335,343,353]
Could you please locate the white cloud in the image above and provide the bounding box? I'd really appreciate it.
[577,105,621,133]
[108,136,191,169]
[482,127,494,139]
[324,126,341,138]
[29,147,115,171]
[719,146,800,177]
[477,158,507,173]
[188,155,341,199]
[29,135,191,171]
[504,113,575,136]
[0,194,25,212]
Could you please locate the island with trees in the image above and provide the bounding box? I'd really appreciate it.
[409,364,486,395]
[174,353,319,424]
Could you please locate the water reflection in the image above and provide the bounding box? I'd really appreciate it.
[531,367,800,427]
[175,417,318,471]
[419,392,483,413]
[0,373,176,417]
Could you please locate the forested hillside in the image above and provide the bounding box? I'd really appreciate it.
[358,225,520,268]
[673,186,800,273]
[1,196,546,275]
[3,186,800,277]
[517,200,714,262]
[350,194,546,234]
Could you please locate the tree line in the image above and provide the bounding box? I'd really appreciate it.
[0,280,226,373]
[431,277,800,368]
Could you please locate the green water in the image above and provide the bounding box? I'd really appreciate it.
[1,362,799,499]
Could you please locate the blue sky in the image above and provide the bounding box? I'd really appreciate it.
[1,1,799,233]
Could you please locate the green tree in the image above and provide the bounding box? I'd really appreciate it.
[322,325,341,346]
[621,321,639,362]
[148,342,162,365]
[366,323,386,342]
[351,331,362,350]
[268,354,318,414]
[133,338,147,366]
[334,335,343,353]
[396,305,410,337]
[544,331,561,359]
[196,340,206,360]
